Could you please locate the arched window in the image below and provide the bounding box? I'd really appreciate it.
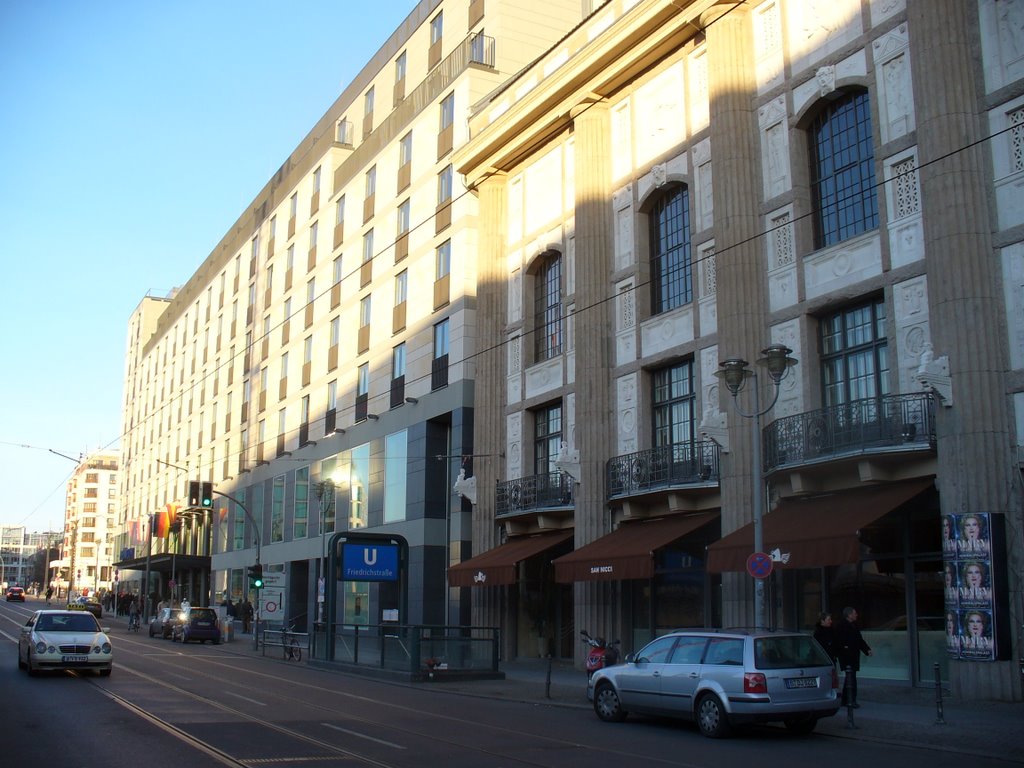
[649,185,692,314]
[810,90,878,248]
[533,252,562,362]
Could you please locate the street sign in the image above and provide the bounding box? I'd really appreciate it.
[342,543,399,581]
[747,552,773,579]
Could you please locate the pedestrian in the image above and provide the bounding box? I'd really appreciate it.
[45,586,53,606]
[226,597,236,619]
[813,611,836,663]
[241,598,253,633]
[835,606,872,708]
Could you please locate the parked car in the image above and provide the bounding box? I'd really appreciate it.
[148,607,178,638]
[588,629,840,738]
[67,596,103,619]
[171,607,221,644]
[6,586,25,602]
[18,609,112,677]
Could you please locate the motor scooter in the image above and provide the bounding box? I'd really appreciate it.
[581,629,621,678]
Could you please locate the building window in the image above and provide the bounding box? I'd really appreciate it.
[652,361,695,461]
[650,185,692,314]
[820,297,889,407]
[432,318,449,390]
[271,475,285,543]
[429,11,443,69]
[440,92,454,131]
[325,379,338,435]
[436,240,451,279]
[390,343,407,408]
[294,466,309,539]
[438,165,453,205]
[395,50,407,83]
[398,132,413,191]
[395,270,408,304]
[384,430,407,523]
[534,402,562,476]
[810,89,878,248]
[534,252,562,362]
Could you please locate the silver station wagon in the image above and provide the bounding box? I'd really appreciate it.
[588,629,840,738]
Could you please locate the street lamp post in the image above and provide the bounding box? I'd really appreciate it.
[716,343,797,630]
[314,478,337,624]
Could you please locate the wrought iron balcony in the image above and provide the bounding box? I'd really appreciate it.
[763,392,936,472]
[496,472,574,518]
[607,441,720,499]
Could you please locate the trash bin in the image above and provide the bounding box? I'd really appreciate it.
[220,618,234,643]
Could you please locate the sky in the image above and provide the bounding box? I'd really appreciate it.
[0,1,412,535]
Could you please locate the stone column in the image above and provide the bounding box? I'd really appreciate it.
[572,101,619,644]
[470,172,510,650]
[702,3,768,627]
[908,0,1022,701]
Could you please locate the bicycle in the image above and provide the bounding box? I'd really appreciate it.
[283,623,302,662]
[128,613,141,633]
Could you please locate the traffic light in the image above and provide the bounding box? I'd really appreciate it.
[200,481,214,508]
[248,564,264,589]
[188,480,201,507]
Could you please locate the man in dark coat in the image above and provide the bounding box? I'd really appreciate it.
[835,606,872,707]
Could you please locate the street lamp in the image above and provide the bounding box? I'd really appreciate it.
[715,343,797,630]
[314,476,339,624]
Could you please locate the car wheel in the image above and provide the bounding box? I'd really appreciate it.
[17,651,26,670]
[593,682,628,723]
[784,716,818,735]
[27,655,38,677]
[696,693,732,738]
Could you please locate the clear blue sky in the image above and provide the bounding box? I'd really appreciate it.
[0,1,411,534]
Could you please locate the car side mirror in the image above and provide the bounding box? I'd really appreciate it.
[624,652,636,664]
[20,626,31,634]
[102,627,111,633]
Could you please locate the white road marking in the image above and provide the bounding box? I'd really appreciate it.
[320,722,406,750]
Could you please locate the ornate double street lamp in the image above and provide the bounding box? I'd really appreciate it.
[716,343,797,630]
[314,476,339,624]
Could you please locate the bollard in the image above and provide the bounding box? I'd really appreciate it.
[933,662,946,725]
[545,654,552,699]
[843,666,857,729]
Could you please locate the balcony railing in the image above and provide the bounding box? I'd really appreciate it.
[607,440,720,499]
[496,472,574,517]
[764,392,936,471]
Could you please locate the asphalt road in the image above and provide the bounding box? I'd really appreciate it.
[0,599,1018,768]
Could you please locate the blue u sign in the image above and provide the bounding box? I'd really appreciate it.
[342,543,399,582]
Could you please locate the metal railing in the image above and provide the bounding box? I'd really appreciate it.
[496,472,574,517]
[764,392,936,471]
[316,623,500,675]
[606,440,720,498]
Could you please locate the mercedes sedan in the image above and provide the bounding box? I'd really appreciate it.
[18,610,113,677]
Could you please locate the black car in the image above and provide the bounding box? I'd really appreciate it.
[171,607,221,644]
[148,607,178,638]
[67,596,102,618]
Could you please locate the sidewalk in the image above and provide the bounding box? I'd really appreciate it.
[112,609,1023,762]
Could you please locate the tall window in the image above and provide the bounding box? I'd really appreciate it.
[362,230,374,264]
[436,240,451,279]
[810,90,878,248]
[294,467,309,539]
[395,270,408,304]
[271,475,285,543]
[357,363,369,398]
[384,431,408,523]
[432,318,449,390]
[399,132,413,167]
[653,362,695,459]
[365,165,376,200]
[336,196,346,227]
[392,343,406,380]
[438,165,453,205]
[534,252,562,361]
[430,12,443,44]
[650,185,692,314]
[397,200,411,237]
[440,93,455,132]
[359,296,371,328]
[820,298,889,406]
[395,50,407,83]
[534,403,562,476]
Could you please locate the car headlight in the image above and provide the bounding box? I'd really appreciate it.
[101,642,112,654]
[35,641,48,654]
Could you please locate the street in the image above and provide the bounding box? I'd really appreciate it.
[0,599,1018,768]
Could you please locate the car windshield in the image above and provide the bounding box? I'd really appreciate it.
[35,613,101,632]
[190,609,217,621]
[754,635,832,669]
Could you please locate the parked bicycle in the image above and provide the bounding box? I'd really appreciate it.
[283,622,302,662]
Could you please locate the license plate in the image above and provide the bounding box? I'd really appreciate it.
[785,677,818,689]
[61,655,89,663]
[197,621,212,627]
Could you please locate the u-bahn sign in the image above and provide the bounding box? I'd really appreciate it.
[341,543,399,582]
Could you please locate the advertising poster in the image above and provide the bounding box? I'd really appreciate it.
[942,512,995,661]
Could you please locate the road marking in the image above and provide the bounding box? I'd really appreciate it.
[223,690,267,706]
[320,723,406,749]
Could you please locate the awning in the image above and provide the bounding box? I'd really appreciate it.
[706,478,935,572]
[448,530,573,588]
[552,511,719,583]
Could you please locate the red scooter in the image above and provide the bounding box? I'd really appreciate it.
[581,629,621,678]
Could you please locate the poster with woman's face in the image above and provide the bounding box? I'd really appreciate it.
[941,513,957,558]
[959,609,994,660]
[956,512,990,556]
[959,561,992,606]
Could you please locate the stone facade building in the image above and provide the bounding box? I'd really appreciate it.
[453,0,1024,701]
